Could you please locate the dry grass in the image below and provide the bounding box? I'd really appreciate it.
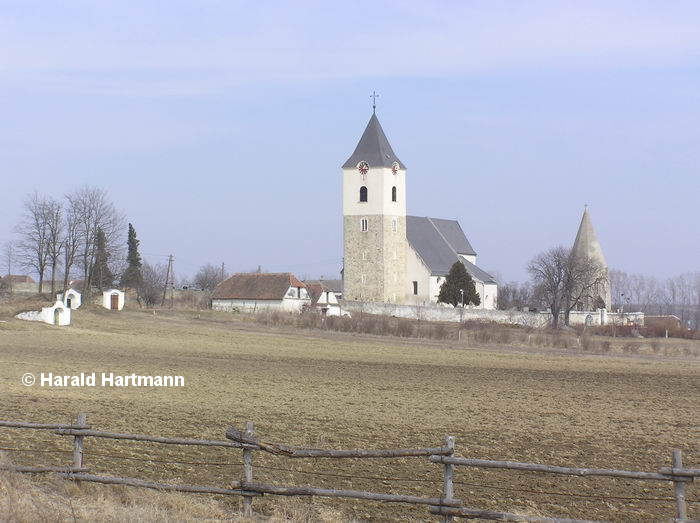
[0,304,698,521]
[0,457,343,522]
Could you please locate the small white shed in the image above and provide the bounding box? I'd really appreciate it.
[16,300,71,326]
[57,288,82,309]
[102,289,125,311]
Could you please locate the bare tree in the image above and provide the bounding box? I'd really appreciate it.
[15,191,50,294]
[562,252,608,325]
[497,281,533,310]
[1,241,18,293]
[44,197,64,297]
[66,186,125,299]
[61,197,83,293]
[527,246,569,328]
[139,261,168,307]
[194,263,228,292]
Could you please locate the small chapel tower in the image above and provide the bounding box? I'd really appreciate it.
[572,206,612,309]
[342,111,408,302]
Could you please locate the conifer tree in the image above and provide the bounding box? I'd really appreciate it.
[90,228,114,290]
[437,261,481,307]
[121,223,143,289]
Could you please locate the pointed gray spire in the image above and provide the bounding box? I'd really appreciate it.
[572,206,607,268]
[342,113,406,169]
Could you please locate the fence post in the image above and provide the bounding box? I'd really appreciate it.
[242,421,254,517]
[442,435,455,523]
[672,449,687,520]
[73,412,87,479]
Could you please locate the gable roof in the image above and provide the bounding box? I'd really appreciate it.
[572,207,607,268]
[212,273,305,301]
[303,281,329,306]
[342,113,406,169]
[406,216,496,284]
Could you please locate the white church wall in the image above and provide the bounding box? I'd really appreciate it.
[342,300,548,327]
[460,254,477,264]
[405,247,431,304]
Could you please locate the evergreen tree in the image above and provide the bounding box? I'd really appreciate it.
[90,228,114,290]
[437,261,481,307]
[121,223,143,289]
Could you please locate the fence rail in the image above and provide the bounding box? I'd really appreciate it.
[1,414,697,521]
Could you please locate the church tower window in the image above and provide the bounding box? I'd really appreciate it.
[392,186,397,202]
[391,218,397,233]
[359,186,368,202]
[361,218,368,232]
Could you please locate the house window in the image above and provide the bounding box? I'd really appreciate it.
[359,186,368,202]
[391,218,397,232]
[361,218,368,232]
[413,281,418,295]
[392,186,397,202]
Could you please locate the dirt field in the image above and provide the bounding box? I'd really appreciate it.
[1,306,698,521]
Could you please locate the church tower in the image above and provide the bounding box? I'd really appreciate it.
[572,206,612,309]
[342,111,407,303]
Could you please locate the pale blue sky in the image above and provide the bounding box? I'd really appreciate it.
[2,1,698,281]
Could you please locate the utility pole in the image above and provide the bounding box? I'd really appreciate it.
[220,262,225,282]
[161,254,173,307]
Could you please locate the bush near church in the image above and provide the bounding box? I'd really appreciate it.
[438,262,481,307]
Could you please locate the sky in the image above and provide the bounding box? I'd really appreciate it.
[1,1,699,282]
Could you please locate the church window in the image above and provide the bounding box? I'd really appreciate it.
[393,250,397,260]
[391,218,397,233]
[362,251,367,260]
[359,186,368,202]
[391,186,397,202]
[413,281,418,295]
[361,218,368,232]
[361,274,366,284]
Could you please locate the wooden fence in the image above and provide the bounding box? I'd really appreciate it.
[0,415,697,522]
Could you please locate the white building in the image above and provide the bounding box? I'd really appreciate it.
[212,273,311,313]
[57,288,82,309]
[341,110,498,308]
[102,289,125,311]
[305,281,343,316]
[16,300,71,326]
[405,216,498,309]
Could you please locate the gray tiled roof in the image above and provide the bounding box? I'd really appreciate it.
[342,113,406,169]
[406,216,496,284]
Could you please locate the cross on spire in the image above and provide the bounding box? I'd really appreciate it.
[371,90,379,113]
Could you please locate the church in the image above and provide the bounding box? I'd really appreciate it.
[341,111,498,309]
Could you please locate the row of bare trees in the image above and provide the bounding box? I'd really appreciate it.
[610,270,700,328]
[5,186,125,298]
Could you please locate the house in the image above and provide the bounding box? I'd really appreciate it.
[57,288,82,309]
[102,289,125,310]
[304,280,343,316]
[323,279,343,301]
[405,216,498,309]
[211,273,311,313]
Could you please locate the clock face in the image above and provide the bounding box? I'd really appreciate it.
[358,161,369,175]
[391,162,399,175]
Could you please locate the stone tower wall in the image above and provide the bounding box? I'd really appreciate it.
[343,215,408,303]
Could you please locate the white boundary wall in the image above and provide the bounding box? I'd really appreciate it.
[342,301,548,327]
[342,301,644,328]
